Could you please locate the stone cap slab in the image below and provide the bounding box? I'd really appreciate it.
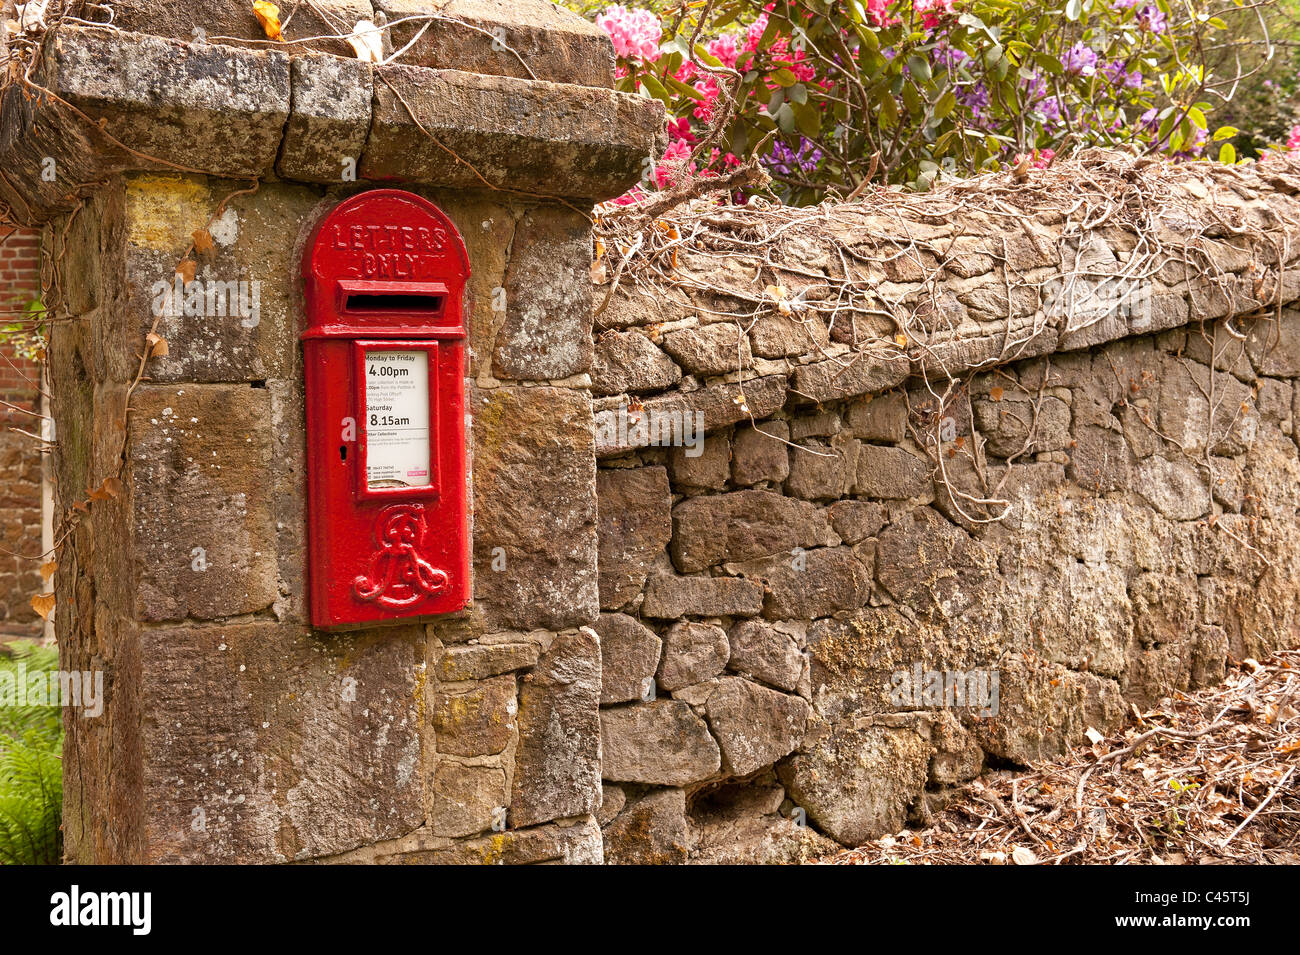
[0,24,663,222]
[590,151,1300,456]
[84,0,614,87]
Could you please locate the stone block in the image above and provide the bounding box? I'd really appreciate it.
[510,629,602,827]
[593,613,661,704]
[703,677,809,777]
[278,54,373,182]
[596,465,671,609]
[600,700,721,785]
[432,675,516,757]
[846,392,908,442]
[472,386,599,630]
[436,642,540,681]
[595,375,788,456]
[603,788,690,865]
[591,330,681,396]
[731,421,790,486]
[362,65,663,201]
[641,575,764,618]
[140,623,424,863]
[662,322,752,376]
[726,547,872,621]
[786,436,859,500]
[727,620,803,692]
[495,206,593,380]
[431,762,506,838]
[128,384,278,622]
[854,444,931,499]
[47,28,290,177]
[828,500,885,544]
[791,353,909,403]
[667,434,731,491]
[657,621,729,691]
[374,0,616,88]
[125,177,317,383]
[748,310,831,358]
[670,489,835,573]
[777,721,931,846]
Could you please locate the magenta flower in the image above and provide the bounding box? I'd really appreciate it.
[915,0,955,30]
[596,5,662,63]
[706,34,740,69]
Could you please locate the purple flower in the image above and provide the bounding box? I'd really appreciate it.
[765,138,823,177]
[1063,42,1099,76]
[1103,60,1142,89]
[1137,5,1167,32]
[958,82,990,121]
[1022,70,1065,126]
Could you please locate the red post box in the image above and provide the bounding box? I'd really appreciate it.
[301,190,471,628]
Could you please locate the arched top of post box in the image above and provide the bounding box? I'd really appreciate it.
[303,190,470,340]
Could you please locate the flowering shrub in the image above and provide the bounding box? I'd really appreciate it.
[1208,3,1300,160]
[575,0,1267,202]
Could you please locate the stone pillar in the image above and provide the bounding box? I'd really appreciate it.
[0,2,660,863]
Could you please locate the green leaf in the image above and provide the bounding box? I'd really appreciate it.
[1187,107,1207,130]
[879,94,899,128]
[772,68,799,87]
[1066,0,1082,22]
[1218,142,1236,164]
[902,81,922,116]
[693,44,722,68]
[776,102,797,134]
[664,75,705,101]
[934,90,957,120]
[639,73,671,106]
[856,24,880,52]
[1212,125,1238,142]
[793,101,822,137]
[1034,52,1063,75]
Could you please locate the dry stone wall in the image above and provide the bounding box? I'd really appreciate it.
[589,153,1300,860]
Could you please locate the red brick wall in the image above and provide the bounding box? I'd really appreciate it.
[0,227,45,637]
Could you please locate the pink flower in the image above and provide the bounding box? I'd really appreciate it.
[915,0,954,29]
[666,116,696,144]
[866,0,895,26]
[1287,125,1300,150]
[692,75,722,121]
[652,138,696,187]
[706,34,740,69]
[746,13,769,51]
[1013,149,1055,170]
[611,184,647,206]
[596,5,662,63]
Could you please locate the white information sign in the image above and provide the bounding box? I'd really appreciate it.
[364,350,432,489]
